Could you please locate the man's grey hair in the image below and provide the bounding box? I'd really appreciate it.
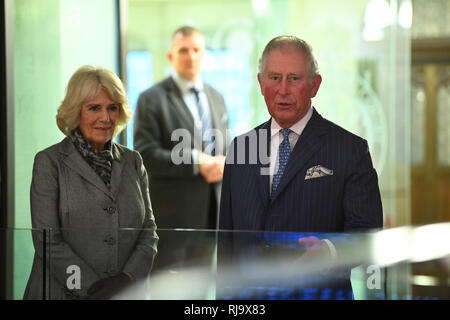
[258,35,319,82]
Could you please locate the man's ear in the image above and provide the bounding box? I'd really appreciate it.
[257,73,264,95]
[311,74,322,98]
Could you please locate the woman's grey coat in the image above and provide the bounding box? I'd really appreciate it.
[23,137,158,299]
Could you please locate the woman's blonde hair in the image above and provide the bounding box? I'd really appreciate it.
[56,65,131,137]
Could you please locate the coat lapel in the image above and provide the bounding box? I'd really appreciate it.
[270,109,329,202]
[59,138,125,200]
[109,144,126,198]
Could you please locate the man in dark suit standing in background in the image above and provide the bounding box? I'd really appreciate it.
[134,26,228,272]
[220,35,382,236]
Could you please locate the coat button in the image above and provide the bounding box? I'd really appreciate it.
[108,206,116,214]
[104,236,116,245]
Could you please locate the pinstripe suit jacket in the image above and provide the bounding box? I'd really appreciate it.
[219,108,383,232]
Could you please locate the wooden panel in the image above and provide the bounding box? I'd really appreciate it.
[411,63,450,225]
[411,50,450,299]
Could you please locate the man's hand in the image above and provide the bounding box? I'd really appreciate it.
[199,153,225,183]
[296,236,336,264]
[298,236,324,251]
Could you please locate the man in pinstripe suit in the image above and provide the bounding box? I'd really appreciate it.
[219,35,383,234]
[217,35,383,300]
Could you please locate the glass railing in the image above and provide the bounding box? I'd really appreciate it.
[3,224,450,300]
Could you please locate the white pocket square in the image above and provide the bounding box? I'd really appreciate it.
[305,165,334,180]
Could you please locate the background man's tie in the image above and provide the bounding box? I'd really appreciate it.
[271,128,292,197]
[190,87,214,154]
[190,87,212,133]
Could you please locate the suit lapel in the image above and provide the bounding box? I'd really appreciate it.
[165,77,196,129]
[164,77,201,147]
[270,109,328,201]
[255,120,271,209]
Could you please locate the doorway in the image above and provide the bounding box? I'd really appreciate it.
[411,39,450,225]
[410,38,450,299]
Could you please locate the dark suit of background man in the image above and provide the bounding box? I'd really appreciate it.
[220,35,383,233]
[218,35,383,299]
[134,26,228,272]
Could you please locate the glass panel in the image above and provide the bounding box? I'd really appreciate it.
[12,0,119,300]
[126,0,412,297]
[202,50,251,139]
[3,226,448,300]
[0,228,44,300]
[43,228,158,300]
[31,227,450,300]
[126,51,155,148]
[216,231,361,300]
[127,0,411,220]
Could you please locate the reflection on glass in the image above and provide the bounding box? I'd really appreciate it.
[4,226,450,300]
[202,49,251,138]
[10,225,444,300]
[126,51,154,148]
[411,0,450,39]
[411,67,426,165]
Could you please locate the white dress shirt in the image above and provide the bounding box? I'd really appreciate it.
[268,106,337,258]
[269,106,313,192]
[171,71,211,132]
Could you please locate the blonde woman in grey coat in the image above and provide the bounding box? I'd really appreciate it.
[23,65,159,300]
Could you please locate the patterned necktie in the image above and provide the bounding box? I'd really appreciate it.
[190,87,213,154]
[271,128,292,197]
[190,87,211,133]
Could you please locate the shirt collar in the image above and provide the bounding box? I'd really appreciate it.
[171,70,204,95]
[270,106,314,138]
